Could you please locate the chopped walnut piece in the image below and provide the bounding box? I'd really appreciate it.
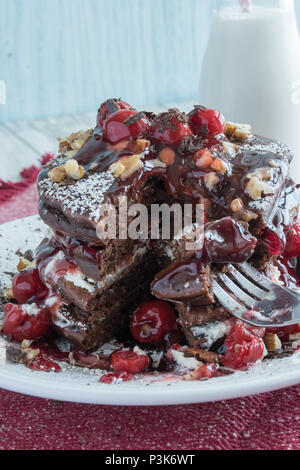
[204,172,220,191]
[245,176,275,200]
[58,129,92,158]
[127,139,150,154]
[211,158,227,174]
[109,154,144,180]
[65,159,85,180]
[264,333,282,352]
[225,121,252,140]
[235,209,258,223]
[6,344,40,364]
[223,141,238,154]
[2,287,14,300]
[231,198,244,213]
[17,258,35,272]
[48,165,67,183]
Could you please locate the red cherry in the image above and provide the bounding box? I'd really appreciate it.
[111,349,150,374]
[193,363,219,379]
[12,268,48,305]
[97,99,133,127]
[103,109,150,144]
[222,324,264,370]
[284,223,300,259]
[189,107,225,136]
[263,228,285,256]
[149,111,193,145]
[267,324,300,342]
[27,356,61,373]
[130,300,177,344]
[99,372,134,384]
[2,303,50,342]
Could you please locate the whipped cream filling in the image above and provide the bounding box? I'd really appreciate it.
[191,321,232,349]
[171,349,202,370]
[22,303,41,316]
[64,271,96,293]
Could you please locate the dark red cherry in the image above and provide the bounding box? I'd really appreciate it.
[263,228,285,256]
[97,99,133,127]
[189,107,226,136]
[284,223,300,259]
[222,324,264,370]
[12,268,48,304]
[2,303,50,342]
[103,109,150,144]
[130,300,177,344]
[111,349,149,374]
[149,111,193,146]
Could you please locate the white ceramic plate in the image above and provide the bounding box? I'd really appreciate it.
[0,215,300,406]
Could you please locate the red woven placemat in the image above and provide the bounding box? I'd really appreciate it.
[0,163,300,450]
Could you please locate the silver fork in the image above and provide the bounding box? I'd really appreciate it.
[213,262,300,328]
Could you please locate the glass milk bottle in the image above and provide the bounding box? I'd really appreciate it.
[200,0,300,181]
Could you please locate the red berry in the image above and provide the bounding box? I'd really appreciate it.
[284,223,300,259]
[97,99,133,127]
[111,349,149,374]
[130,300,177,344]
[193,363,219,379]
[268,324,300,343]
[103,109,150,144]
[2,303,50,342]
[223,324,264,370]
[12,268,48,305]
[189,107,225,136]
[27,356,61,373]
[263,228,285,256]
[149,111,193,145]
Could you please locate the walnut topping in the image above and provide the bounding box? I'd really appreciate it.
[58,129,92,158]
[225,121,252,140]
[2,287,14,300]
[235,208,258,222]
[264,333,282,352]
[245,176,275,200]
[109,154,144,180]
[6,344,40,364]
[223,141,238,154]
[204,172,220,191]
[65,159,85,180]
[231,198,244,213]
[210,158,227,174]
[48,165,67,183]
[127,139,150,154]
[17,258,35,272]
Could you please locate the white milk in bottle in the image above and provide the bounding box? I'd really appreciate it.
[200,0,300,181]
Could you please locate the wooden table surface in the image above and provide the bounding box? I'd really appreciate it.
[1,102,194,181]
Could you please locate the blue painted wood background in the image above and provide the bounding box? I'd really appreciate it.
[1,0,300,123]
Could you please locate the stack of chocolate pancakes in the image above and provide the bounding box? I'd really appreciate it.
[36,101,299,351]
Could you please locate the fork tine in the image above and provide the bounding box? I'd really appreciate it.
[216,272,257,309]
[236,263,272,290]
[227,264,267,299]
[212,279,249,317]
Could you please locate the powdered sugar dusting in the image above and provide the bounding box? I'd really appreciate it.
[39,172,115,222]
